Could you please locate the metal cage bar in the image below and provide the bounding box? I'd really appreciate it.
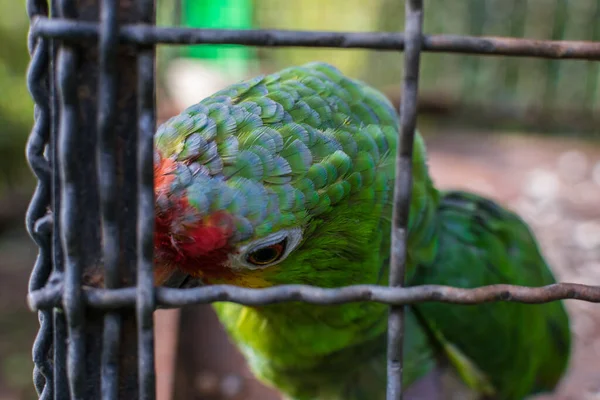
[26,0,53,398]
[29,281,600,311]
[136,0,157,399]
[24,1,600,400]
[31,0,159,398]
[56,0,88,399]
[31,18,600,59]
[387,1,423,398]
[98,0,121,398]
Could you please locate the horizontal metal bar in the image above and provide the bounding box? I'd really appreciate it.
[28,282,600,311]
[31,16,600,59]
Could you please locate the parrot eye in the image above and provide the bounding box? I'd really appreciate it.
[233,228,303,270]
[246,238,287,266]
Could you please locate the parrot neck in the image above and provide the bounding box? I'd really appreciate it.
[213,301,389,399]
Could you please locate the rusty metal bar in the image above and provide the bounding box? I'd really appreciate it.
[50,1,69,395]
[56,0,87,398]
[98,0,121,398]
[25,0,53,397]
[31,17,600,60]
[52,0,153,398]
[387,1,423,399]
[135,0,157,398]
[28,282,600,311]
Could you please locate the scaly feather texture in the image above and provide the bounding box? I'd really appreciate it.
[411,191,571,399]
[154,62,571,399]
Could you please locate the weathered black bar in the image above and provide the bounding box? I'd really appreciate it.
[387,1,423,399]
[25,0,53,398]
[97,0,152,398]
[28,282,600,311]
[135,0,156,398]
[97,0,121,398]
[52,0,150,398]
[50,1,69,396]
[31,17,600,60]
[53,309,69,399]
[32,313,52,399]
[56,0,87,398]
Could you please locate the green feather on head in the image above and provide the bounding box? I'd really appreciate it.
[154,62,401,279]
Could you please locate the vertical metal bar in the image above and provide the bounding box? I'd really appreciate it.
[50,2,69,396]
[95,0,152,396]
[51,0,151,396]
[53,310,69,400]
[97,0,122,398]
[56,0,87,397]
[26,0,52,299]
[136,0,157,398]
[25,0,54,397]
[387,1,423,400]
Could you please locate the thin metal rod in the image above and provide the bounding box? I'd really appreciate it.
[136,0,157,398]
[49,1,69,395]
[28,282,600,311]
[25,0,53,398]
[388,1,423,399]
[56,0,86,396]
[31,17,600,60]
[53,309,69,400]
[97,0,122,398]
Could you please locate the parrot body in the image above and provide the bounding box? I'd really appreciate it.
[153,62,571,399]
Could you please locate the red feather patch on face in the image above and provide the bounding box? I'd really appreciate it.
[154,155,236,280]
[177,211,234,257]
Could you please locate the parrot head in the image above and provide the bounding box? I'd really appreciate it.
[153,149,306,288]
[152,63,400,288]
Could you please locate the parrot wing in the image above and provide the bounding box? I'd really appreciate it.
[409,191,571,399]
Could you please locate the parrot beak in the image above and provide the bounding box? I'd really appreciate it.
[154,264,204,289]
[153,265,204,311]
[154,264,184,287]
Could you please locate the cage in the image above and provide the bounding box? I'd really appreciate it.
[24,0,600,399]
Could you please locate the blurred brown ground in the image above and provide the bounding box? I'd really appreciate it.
[1,129,599,400]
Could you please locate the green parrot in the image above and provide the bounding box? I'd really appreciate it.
[153,62,571,400]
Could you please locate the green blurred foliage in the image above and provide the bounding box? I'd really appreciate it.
[158,0,600,135]
[0,4,34,194]
[254,0,383,78]
[0,6,37,400]
[253,0,600,115]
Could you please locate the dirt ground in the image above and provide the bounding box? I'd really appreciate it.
[1,129,599,399]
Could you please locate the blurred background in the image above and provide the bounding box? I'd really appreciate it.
[2,0,600,399]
